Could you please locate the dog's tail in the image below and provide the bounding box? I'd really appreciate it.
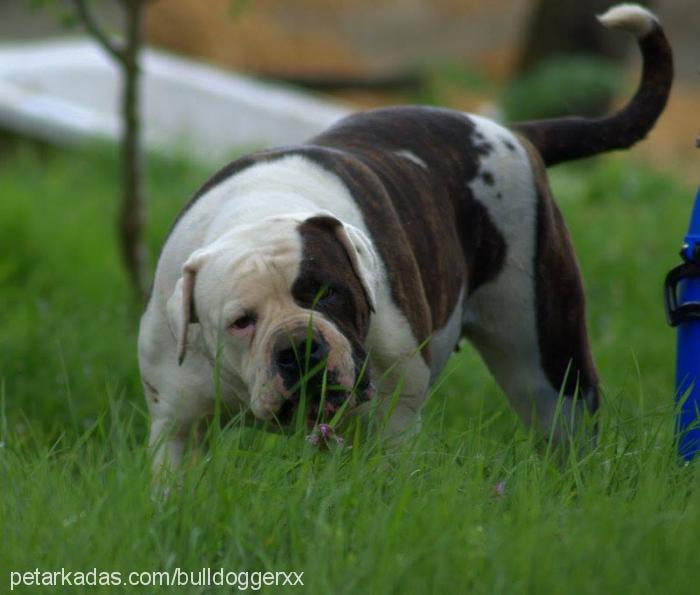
[511,3,673,167]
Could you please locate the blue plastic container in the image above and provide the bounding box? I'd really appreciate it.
[665,188,700,461]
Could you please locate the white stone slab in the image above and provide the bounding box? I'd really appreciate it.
[0,38,351,163]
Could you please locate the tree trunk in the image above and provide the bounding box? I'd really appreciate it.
[118,0,147,302]
[73,0,148,303]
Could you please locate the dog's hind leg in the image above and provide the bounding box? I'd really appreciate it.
[462,146,599,443]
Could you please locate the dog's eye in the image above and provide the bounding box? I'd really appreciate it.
[311,284,337,305]
[320,286,336,300]
[229,314,256,331]
[302,281,338,307]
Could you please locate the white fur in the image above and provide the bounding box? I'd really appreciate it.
[429,287,464,384]
[394,149,428,169]
[597,3,658,39]
[461,115,586,439]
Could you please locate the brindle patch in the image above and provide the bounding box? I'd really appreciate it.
[308,106,506,346]
[293,216,372,381]
[287,145,434,361]
[454,188,507,292]
[522,139,599,411]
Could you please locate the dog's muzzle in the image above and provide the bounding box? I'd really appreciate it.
[270,327,372,424]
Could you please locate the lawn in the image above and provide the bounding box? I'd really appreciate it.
[1,142,699,594]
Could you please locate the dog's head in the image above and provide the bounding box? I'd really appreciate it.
[168,213,378,424]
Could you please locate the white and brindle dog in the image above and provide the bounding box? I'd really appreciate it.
[139,5,673,475]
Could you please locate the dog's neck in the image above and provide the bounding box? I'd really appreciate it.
[198,155,366,246]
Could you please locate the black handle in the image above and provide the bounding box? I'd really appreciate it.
[664,261,700,326]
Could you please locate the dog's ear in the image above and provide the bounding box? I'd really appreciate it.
[167,249,208,365]
[304,215,380,312]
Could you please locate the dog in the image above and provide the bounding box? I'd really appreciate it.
[138,4,672,475]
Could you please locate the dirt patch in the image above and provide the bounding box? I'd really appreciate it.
[146,0,366,77]
[144,0,526,78]
[144,0,699,182]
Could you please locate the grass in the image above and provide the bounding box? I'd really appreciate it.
[1,142,699,594]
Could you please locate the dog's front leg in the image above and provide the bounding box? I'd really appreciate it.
[149,416,191,479]
[144,384,212,482]
[356,354,430,444]
[148,416,210,499]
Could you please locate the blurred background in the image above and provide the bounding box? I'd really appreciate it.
[1,0,697,174]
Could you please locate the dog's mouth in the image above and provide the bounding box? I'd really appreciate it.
[276,390,345,428]
[273,366,374,427]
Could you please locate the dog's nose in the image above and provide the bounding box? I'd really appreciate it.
[273,332,329,389]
